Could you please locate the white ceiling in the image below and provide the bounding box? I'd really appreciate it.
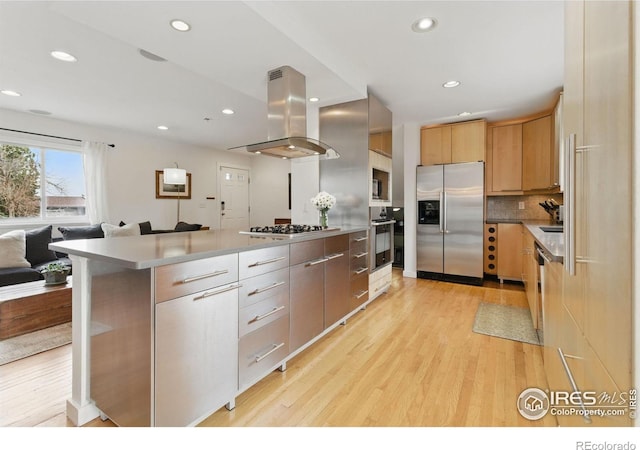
[0,0,564,152]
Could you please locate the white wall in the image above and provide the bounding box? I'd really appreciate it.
[392,124,404,206]
[0,108,256,233]
[401,123,420,278]
[291,155,320,225]
[249,156,291,226]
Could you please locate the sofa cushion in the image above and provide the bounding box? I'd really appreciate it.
[58,224,104,240]
[102,223,141,238]
[0,267,42,287]
[119,220,153,235]
[25,225,58,266]
[174,221,202,232]
[0,230,31,269]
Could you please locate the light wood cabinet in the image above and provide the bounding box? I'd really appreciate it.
[522,115,553,191]
[420,120,486,166]
[451,120,486,163]
[544,0,633,427]
[420,126,451,165]
[521,228,539,329]
[491,124,522,192]
[496,223,522,282]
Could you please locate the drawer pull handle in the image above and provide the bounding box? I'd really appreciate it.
[558,348,592,424]
[354,252,368,259]
[354,267,368,275]
[182,269,229,284]
[326,253,345,260]
[306,258,329,267]
[354,237,368,242]
[194,283,241,300]
[248,256,286,267]
[252,305,286,323]
[255,342,285,363]
[248,281,286,296]
[354,290,368,299]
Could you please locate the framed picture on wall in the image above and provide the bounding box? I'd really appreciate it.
[155,170,192,199]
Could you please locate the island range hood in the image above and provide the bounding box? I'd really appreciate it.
[230,66,339,159]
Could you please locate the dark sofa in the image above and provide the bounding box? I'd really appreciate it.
[0,225,73,288]
[0,221,203,288]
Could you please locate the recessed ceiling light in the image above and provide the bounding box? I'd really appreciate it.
[51,50,77,62]
[1,90,21,97]
[282,157,288,160]
[222,109,234,115]
[412,17,437,33]
[170,19,191,32]
[288,145,295,149]
[255,151,261,154]
[458,111,472,117]
[139,49,167,62]
[157,125,169,130]
[443,80,461,88]
[309,97,319,102]
[29,109,52,115]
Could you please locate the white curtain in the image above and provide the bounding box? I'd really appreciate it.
[82,141,110,224]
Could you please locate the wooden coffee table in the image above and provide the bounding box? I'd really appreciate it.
[0,276,72,339]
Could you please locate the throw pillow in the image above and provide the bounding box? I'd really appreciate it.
[25,225,58,266]
[102,223,141,238]
[119,220,153,235]
[0,230,31,269]
[174,221,202,232]
[58,224,104,240]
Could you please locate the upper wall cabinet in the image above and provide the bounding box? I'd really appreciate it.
[489,123,523,193]
[486,105,559,196]
[368,94,392,157]
[420,119,486,166]
[522,115,553,191]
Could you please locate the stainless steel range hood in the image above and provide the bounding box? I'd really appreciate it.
[231,66,339,159]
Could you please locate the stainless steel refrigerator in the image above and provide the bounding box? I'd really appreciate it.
[416,162,484,285]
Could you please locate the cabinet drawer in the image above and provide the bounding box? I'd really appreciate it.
[350,271,369,310]
[290,239,325,266]
[239,291,289,338]
[350,247,370,276]
[350,231,369,255]
[238,315,289,391]
[155,253,238,303]
[238,267,289,309]
[238,245,289,280]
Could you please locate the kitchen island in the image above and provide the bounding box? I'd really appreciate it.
[50,226,370,427]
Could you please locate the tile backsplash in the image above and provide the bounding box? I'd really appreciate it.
[486,193,563,222]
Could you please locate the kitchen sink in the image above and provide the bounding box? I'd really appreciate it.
[540,226,563,233]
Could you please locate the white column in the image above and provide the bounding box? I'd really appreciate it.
[65,255,100,426]
[402,123,420,278]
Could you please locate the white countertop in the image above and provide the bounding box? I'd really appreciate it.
[50,226,369,270]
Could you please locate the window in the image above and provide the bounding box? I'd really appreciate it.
[0,141,87,222]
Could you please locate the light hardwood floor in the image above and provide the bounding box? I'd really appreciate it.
[0,269,556,427]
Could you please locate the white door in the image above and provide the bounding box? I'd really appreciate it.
[220,166,250,230]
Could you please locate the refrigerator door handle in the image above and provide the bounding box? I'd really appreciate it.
[442,191,449,233]
[439,191,444,233]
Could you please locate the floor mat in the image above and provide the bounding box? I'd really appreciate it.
[0,322,71,365]
[472,302,541,346]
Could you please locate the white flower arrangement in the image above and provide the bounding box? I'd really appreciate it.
[310,191,336,212]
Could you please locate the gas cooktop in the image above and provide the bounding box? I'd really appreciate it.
[239,224,337,237]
